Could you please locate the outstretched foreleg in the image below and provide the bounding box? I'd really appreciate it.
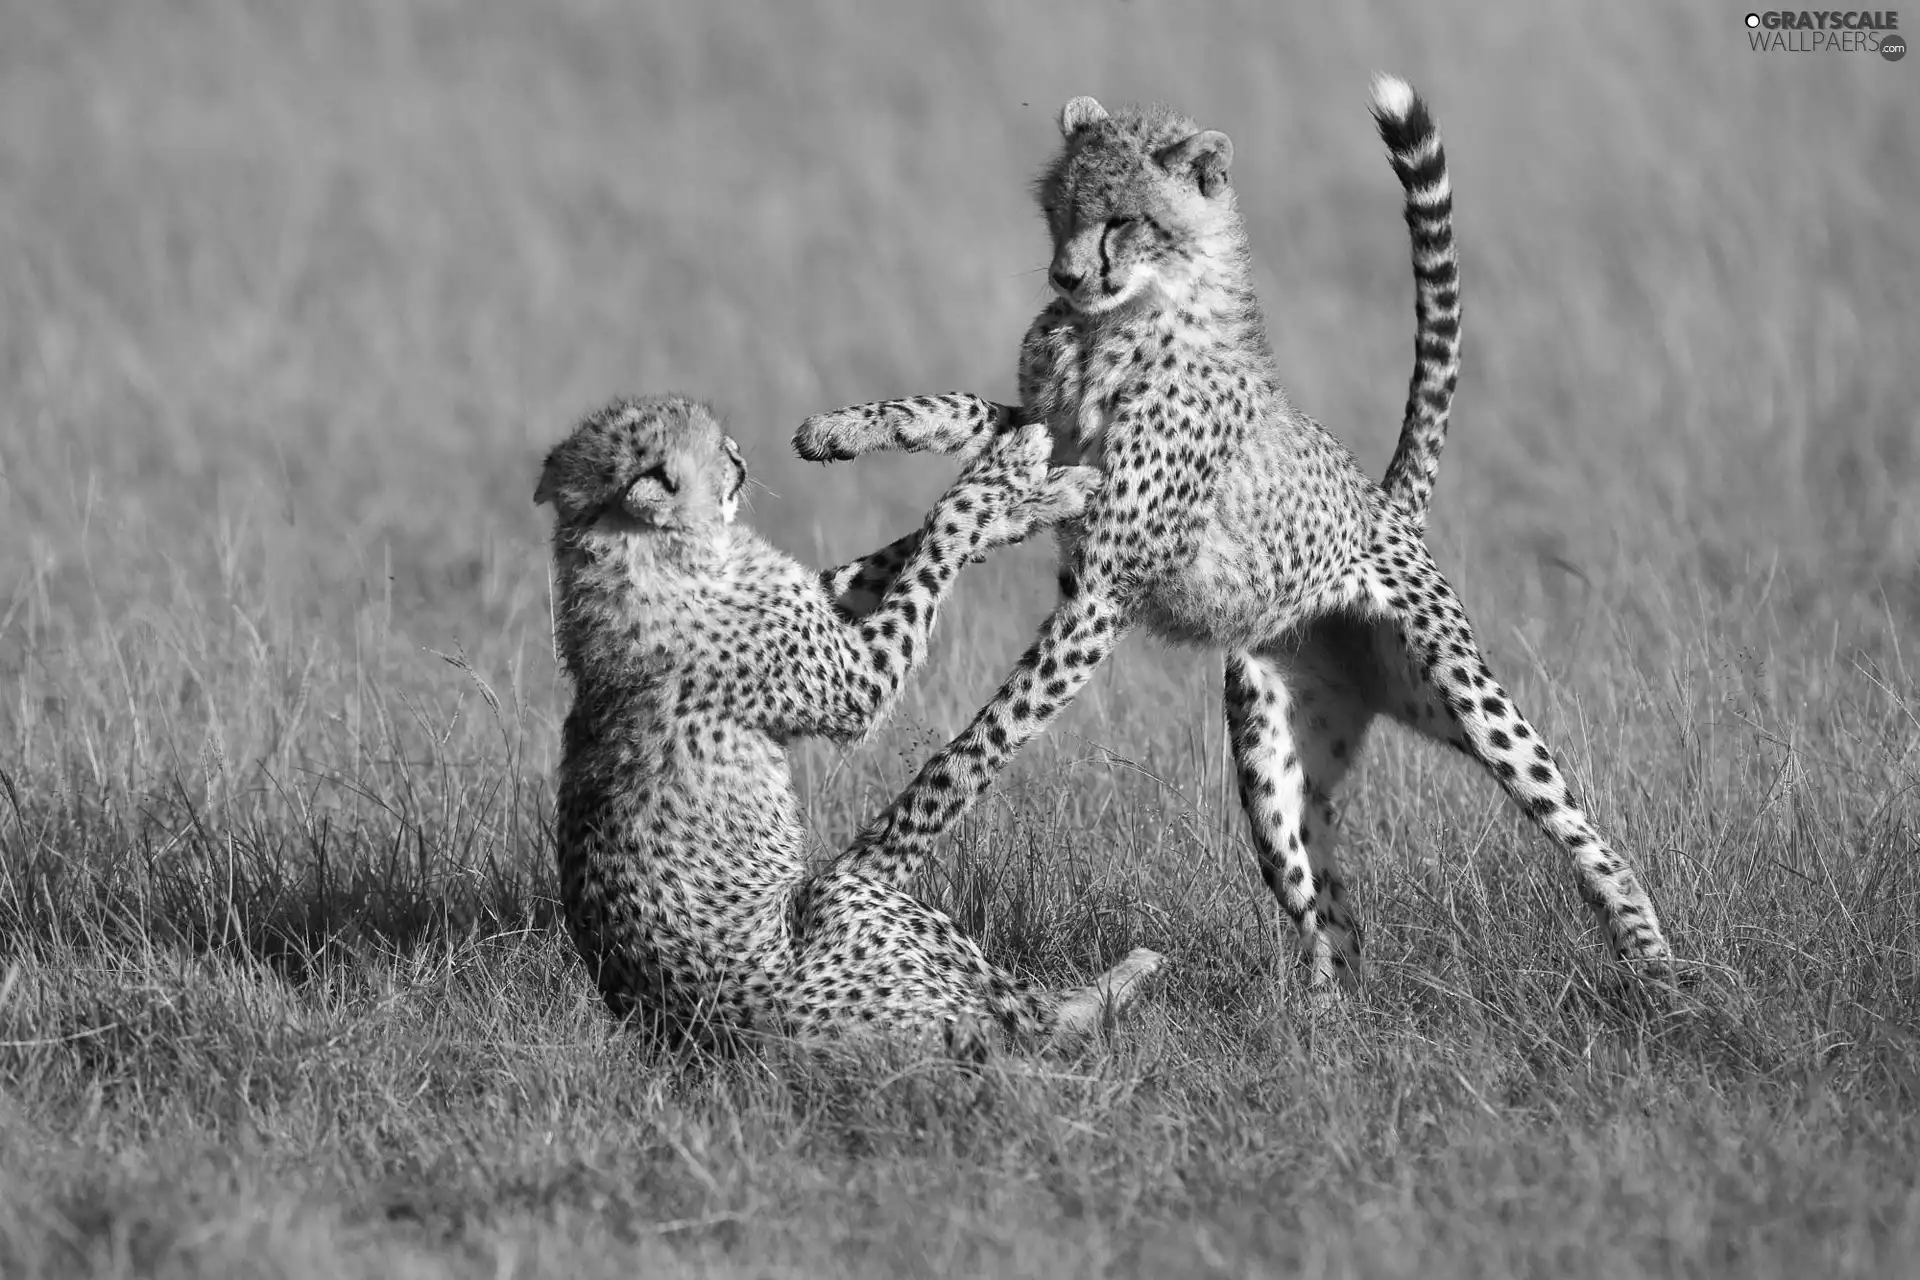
[795,393,1024,464]
[818,455,1102,621]
[819,530,922,621]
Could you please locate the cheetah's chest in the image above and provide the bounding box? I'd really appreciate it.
[1040,314,1376,645]
[557,709,803,957]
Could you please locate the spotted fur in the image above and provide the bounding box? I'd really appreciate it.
[1369,73,1460,531]
[538,394,1160,1052]
[793,79,1672,994]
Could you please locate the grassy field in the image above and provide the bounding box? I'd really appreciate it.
[2,1,1917,1275]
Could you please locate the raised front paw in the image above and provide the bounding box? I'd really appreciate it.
[794,394,1015,463]
[944,424,1099,555]
[1014,464,1102,533]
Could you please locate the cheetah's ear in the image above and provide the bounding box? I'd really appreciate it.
[1059,96,1108,139]
[1155,129,1233,198]
[534,449,598,516]
[534,450,561,507]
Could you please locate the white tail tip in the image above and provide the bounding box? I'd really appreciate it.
[1369,73,1416,120]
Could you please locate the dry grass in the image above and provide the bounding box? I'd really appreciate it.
[2,2,1917,1275]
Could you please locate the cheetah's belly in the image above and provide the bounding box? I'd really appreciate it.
[1138,438,1377,651]
[1139,513,1317,651]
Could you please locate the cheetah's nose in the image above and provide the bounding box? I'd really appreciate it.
[1049,265,1083,294]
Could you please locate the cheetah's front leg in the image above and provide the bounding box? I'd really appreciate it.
[795,304,1078,466]
[725,426,1097,744]
[819,529,922,622]
[830,583,1133,890]
[795,393,1024,464]
[827,391,1220,891]
[818,463,1099,622]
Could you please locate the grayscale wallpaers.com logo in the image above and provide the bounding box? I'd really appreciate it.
[1744,10,1906,58]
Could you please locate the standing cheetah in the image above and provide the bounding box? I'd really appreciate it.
[537,394,1161,1052]
[793,77,1674,993]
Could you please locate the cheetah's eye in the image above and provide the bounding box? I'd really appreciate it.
[1106,215,1137,233]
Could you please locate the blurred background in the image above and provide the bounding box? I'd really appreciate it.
[4,9,1917,1265]
[0,0,1914,923]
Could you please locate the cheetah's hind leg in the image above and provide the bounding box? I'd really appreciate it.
[966,946,1165,1057]
[1048,947,1166,1038]
[794,393,1022,463]
[1358,525,1675,979]
[784,872,1163,1057]
[1223,643,1376,1000]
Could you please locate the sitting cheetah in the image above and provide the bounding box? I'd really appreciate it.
[536,394,1162,1052]
[792,77,1674,993]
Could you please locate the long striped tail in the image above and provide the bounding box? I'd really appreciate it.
[1369,74,1460,533]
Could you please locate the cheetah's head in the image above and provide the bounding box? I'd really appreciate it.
[535,395,747,541]
[1036,97,1240,316]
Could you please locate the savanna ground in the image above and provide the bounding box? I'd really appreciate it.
[2,2,1917,1275]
